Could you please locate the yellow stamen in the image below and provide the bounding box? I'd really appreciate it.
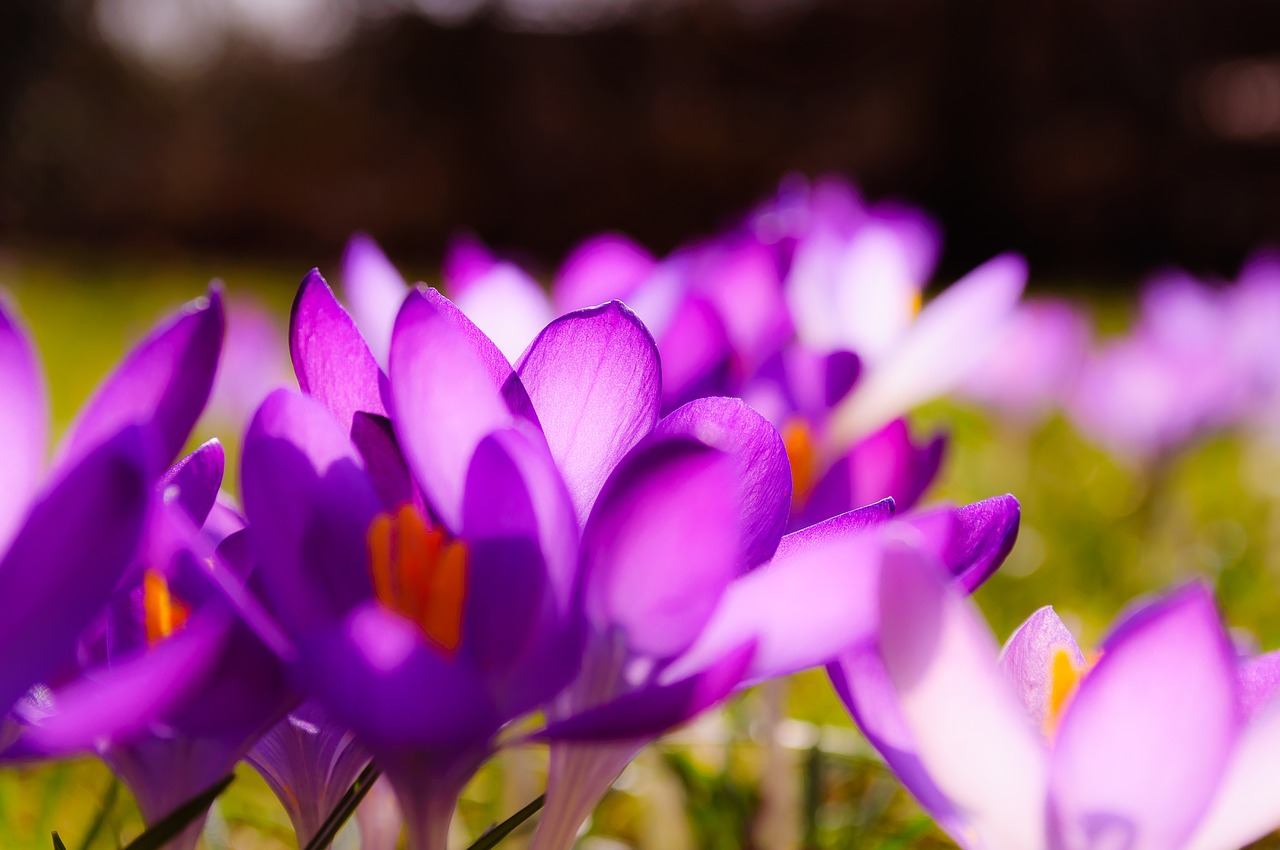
[910,290,923,316]
[143,570,190,646]
[782,418,818,508]
[366,505,468,655]
[1044,647,1101,736]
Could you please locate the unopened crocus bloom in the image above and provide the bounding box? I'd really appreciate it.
[832,539,1280,850]
[0,289,223,730]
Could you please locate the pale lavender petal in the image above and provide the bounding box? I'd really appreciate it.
[554,233,656,313]
[454,264,555,364]
[290,269,387,431]
[996,607,1085,731]
[831,254,1027,443]
[582,439,738,659]
[342,233,409,369]
[1183,695,1280,850]
[696,238,791,371]
[388,287,536,531]
[517,302,661,524]
[878,541,1049,850]
[0,296,46,551]
[1239,649,1280,717]
[655,297,733,410]
[655,397,791,571]
[1047,584,1239,850]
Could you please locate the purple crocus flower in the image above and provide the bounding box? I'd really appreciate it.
[831,540,1280,850]
[247,701,375,847]
[0,290,222,729]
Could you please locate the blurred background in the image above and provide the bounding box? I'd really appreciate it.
[8,2,1280,849]
[4,0,1280,279]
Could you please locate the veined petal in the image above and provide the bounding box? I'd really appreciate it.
[242,389,380,636]
[342,234,409,369]
[1047,584,1239,850]
[388,287,536,531]
[59,288,224,477]
[997,607,1085,731]
[0,427,150,715]
[290,269,387,431]
[0,295,47,553]
[517,302,661,524]
[538,641,754,741]
[878,540,1049,850]
[655,397,791,571]
[830,253,1026,443]
[582,438,739,660]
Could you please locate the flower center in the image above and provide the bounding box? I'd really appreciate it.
[1044,646,1101,736]
[143,570,190,645]
[782,417,818,508]
[366,505,468,654]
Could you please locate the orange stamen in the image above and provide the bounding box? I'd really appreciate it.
[1044,647,1101,736]
[366,506,468,655]
[782,418,818,507]
[143,570,190,646]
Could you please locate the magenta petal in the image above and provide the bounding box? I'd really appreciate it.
[1048,584,1239,850]
[388,288,536,531]
[297,603,499,750]
[903,494,1021,592]
[771,499,895,562]
[582,438,739,659]
[22,615,228,754]
[241,390,380,636]
[554,233,656,313]
[0,297,47,551]
[290,269,388,432]
[656,397,791,571]
[1238,649,1280,717]
[997,607,1085,731]
[516,301,661,523]
[0,427,150,715]
[342,234,409,369]
[159,439,225,527]
[539,641,755,741]
[59,289,224,476]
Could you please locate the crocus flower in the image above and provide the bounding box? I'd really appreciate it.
[0,289,223,729]
[832,538,1280,850]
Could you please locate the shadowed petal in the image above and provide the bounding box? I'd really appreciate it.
[388,287,536,531]
[0,296,46,552]
[1047,584,1239,850]
[539,641,754,741]
[582,438,738,659]
[878,541,1049,850]
[350,412,420,512]
[517,301,661,523]
[290,269,387,431]
[342,234,409,369]
[59,289,224,476]
[0,427,150,715]
[656,397,791,571]
[242,389,381,636]
[159,439,225,527]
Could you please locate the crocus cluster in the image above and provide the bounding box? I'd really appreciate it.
[7,173,1279,850]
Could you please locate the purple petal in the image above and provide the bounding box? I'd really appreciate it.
[516,301,661,523]
[539,642,754,741]
[771,498,895,562]
[696,238,791,371]
[296,603,499,750]
[59,289,224,476]
[1047,584,1239,850]
[241,389,380,636]
[350,412,420,512]
[582,438,739,659]
[342,234,409,369]
[996,607,1086,731]
[0,296,47,551]
[387,288,536,531]
[656,397,791,571]
[0,427,149,715]
[453,263,555,363]
[901,494,1021,592]
[655,297,733,410]
[290,269,388,432]
[159,439,225,527]
[554,233,656,313]
[664,517,885,684]
[828,644,969,842]
[878,540,1049,850]
[1238,649,1280,717]
[461,426,581,715]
